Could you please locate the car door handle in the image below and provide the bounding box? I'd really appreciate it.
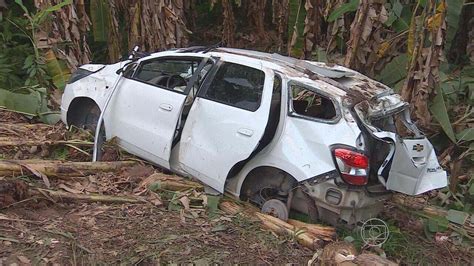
[237,128,254,137]
[159,103,173,111]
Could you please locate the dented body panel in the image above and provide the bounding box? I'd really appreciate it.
[61,48,447,225]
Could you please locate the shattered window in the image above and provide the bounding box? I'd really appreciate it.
[202,62,265,111]
[290,84,337,120]
[133,59,201,92]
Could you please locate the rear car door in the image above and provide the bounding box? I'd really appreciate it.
[178,60,273,192]
[105,56,205,169]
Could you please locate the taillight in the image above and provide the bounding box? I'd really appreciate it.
[333,148,369,186]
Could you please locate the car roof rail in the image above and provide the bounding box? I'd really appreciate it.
[270,53,353,79]
[177,46,207,53]
[177,43,223,54]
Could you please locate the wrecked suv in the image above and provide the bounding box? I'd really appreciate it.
[60,47,447,225]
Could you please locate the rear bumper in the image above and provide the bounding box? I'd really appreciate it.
[300,179,390,225]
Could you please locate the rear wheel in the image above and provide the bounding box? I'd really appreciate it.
[261,199,289,221]
[240,167,297,220]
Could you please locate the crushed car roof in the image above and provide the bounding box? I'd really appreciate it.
[156,47,394,102]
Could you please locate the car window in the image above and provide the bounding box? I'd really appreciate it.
[290,84,337,120]
[133,59,200,92]
[202,62,265,112]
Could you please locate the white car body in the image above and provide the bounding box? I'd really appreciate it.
[61,48,447,225]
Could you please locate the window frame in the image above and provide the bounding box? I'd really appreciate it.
[126,56,208,95]
[197,61,267,112]
[287,81,341,124]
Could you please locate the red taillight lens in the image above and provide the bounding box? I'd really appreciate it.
[334,149,369,169]
[334,148,369,186]
[340,174,368,185]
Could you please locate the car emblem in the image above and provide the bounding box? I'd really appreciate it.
[412,144,424,152]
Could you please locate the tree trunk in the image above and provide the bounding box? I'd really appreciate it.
[400,0,447,130]
[302,0,322,59]
[287,218,336,241]
[272,0,290,52]
[0,160,136,178]
[0,140,93,147]
[221,0,236,46]
[34,188,144,204]
[219,200,333,250]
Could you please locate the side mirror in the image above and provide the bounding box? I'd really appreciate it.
[116,68,124,75]
[129,45,140,60]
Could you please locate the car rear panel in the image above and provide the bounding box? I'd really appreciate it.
[353,94,447,195]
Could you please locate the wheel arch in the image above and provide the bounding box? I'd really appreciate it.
[66,97,101,128]
[234,164,303,200]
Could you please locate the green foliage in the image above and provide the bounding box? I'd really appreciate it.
[0,12,40,89]
[14,0,73,27]
[387,0,412,32]
[425,216,449,233]
[0,86,60,123]
[327,0,359,22]
[377,54,408,88]
[44,51,70,90]
[430,65,473,145]
[288,0,306,56]
[445,0,464,53]
[90,0,109,42]
[9,0,73,91]
[430,85,457,142]
[446,209,469,225]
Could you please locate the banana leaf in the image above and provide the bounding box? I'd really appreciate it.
[90,0,109,42]
[287,0,306,56]
[377,53,408,87]
[430,85,456,142]
[445,0,464,53]
[327,0,359,22]
[0,87,60,124]
[44,49,70,91]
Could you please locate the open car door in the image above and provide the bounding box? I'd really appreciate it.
[178,60,273,192]
[105,56,208,169]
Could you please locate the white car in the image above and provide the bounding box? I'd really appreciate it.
[61,47,447,225]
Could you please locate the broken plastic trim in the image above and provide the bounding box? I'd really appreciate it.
[304,170,339,186]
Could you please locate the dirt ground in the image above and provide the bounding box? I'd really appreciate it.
[0,110,313,264]
[1,203,314,264]
[0,109,472,265]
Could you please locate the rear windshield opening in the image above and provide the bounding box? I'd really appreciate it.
[370,112,419,138]
[290,84,337,120]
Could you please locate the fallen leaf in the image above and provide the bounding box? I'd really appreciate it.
[180,209,186,223]
[17,255,31,264]
[17,162,50,188]
[179,196,190,210]
[146,192,163,206]
[446,209,469,225]
[58,184,82,194]
[211,223,227,232]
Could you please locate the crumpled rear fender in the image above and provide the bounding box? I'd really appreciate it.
[226,116,361,197]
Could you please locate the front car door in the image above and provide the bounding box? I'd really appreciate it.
[178,59,273,192]
[104,55,207,169]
